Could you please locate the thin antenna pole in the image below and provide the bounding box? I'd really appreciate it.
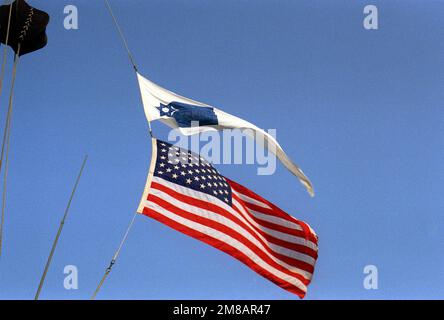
[104,0,138,72]
[91,211,138,300]
[0,45,20,259]
[34,155,88,300]
[103,0,154,138]
[0,2,14,97]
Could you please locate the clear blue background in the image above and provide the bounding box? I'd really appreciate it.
[0,0,442,300]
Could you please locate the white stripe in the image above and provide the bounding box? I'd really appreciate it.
[148,187,315,276]
[232,188,316,238]
[151,178,316,268]
[247,208,304,232]
[152,176,318,252]
[232,189,306,231]
[144,200,308,293]
[234,192,272,210]
[231,199,318,252]
[231,189,318,248]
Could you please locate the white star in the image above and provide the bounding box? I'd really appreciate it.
[180,171,186,176]
[159,163,165,167]
[213,190,218,195]
[200,184,205,189]
[194,177,200,181]
[186,178,192,184]
[166,168,172,173]
[158,171,164,175]
[174,165,179,170]
[172,174,178,179]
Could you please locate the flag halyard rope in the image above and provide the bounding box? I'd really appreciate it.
[91,211,138,300]
[104,0,137,72]
[103,0,155,138]
[91,0,158,299]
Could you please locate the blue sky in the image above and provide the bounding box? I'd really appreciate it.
[0,0,442,299]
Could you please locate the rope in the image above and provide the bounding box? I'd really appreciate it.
[0,44,20,259]
[91,211,138,300]
[34,155,88,300]
[91,1,156,299]
[104,0,138,72]
[103,0,155,138]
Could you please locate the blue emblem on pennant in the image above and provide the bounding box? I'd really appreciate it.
[157,101,219,128]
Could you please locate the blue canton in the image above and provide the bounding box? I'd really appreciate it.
[154,140,232,206]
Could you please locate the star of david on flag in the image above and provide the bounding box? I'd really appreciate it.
[136,73,314,196]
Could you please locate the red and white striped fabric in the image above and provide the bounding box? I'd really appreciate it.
[137,139,318,298]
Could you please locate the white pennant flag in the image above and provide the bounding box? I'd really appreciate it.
[137,72,314,197]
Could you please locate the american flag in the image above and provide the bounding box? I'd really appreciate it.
[137,139,318,298]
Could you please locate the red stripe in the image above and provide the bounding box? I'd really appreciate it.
[227,178,275,207]
[148,193,314,282]
[231,192,318,245]
[151,180,318,259]
[151,181,316,245]
[142,207,307,298]
[149,190,315,275]
[240,201,317,244]
[231,193,318,259]
[228,179,318,243]
[150,189,317,270]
